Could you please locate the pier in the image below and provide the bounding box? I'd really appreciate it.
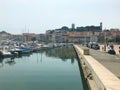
[74,45,120,90]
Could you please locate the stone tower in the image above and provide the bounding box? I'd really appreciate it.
[100,22,102,31]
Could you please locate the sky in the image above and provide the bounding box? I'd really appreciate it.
[0,0,120,34]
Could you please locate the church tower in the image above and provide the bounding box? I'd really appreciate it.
[100,22,102,31]
[71,23,75,30]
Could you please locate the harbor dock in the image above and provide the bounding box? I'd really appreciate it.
[74,45,120,90]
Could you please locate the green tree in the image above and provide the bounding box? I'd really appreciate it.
[107,38,114,43]
[31,37,36,41]
[115,36,120,43]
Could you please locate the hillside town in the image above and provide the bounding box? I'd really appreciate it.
[0,22,120,44]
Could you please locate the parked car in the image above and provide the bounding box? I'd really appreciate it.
[87,42,100,50]
[108,49,116,55]
[92,44,100,50]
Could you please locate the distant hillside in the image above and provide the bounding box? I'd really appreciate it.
[0,31,10,35]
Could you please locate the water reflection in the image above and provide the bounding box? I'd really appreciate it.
[0,46,76,67]
[0,54,31,68]
[5,59,16,66]
[44,46,76,63]
[0,59,3,68]
[0,46,86,90]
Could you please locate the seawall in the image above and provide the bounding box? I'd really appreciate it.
[74,45,120,90]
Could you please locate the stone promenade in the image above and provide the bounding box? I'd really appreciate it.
[91,45,120,78]
[75,45,120,90]
[90,45,120,79]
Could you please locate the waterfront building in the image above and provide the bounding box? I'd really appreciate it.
[45,29,69,43]
[52,30,63,43]
[68,31,100,43]
[46,30,53,43]
[23,33,37,42]
[37,34,46,43]
[0,31,11,41]
[68,32,90,43]
[98,29,120,43]
[62,32,69,43]
[11,34,24,41]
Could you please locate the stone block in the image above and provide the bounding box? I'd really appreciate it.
[83,49,89,55]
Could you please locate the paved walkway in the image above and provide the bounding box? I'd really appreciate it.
[84,46,120,79]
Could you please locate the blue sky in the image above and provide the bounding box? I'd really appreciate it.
[0,0,120,34]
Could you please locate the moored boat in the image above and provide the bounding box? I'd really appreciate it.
[19,47,32,54]
[0,51,13,58]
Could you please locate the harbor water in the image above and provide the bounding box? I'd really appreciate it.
[0,46,88,90]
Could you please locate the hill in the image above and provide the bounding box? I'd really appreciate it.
[0,31,10,35]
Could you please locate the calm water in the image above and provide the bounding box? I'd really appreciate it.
[0,46,86,90]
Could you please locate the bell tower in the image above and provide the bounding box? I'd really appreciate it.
[100,22,102,31]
